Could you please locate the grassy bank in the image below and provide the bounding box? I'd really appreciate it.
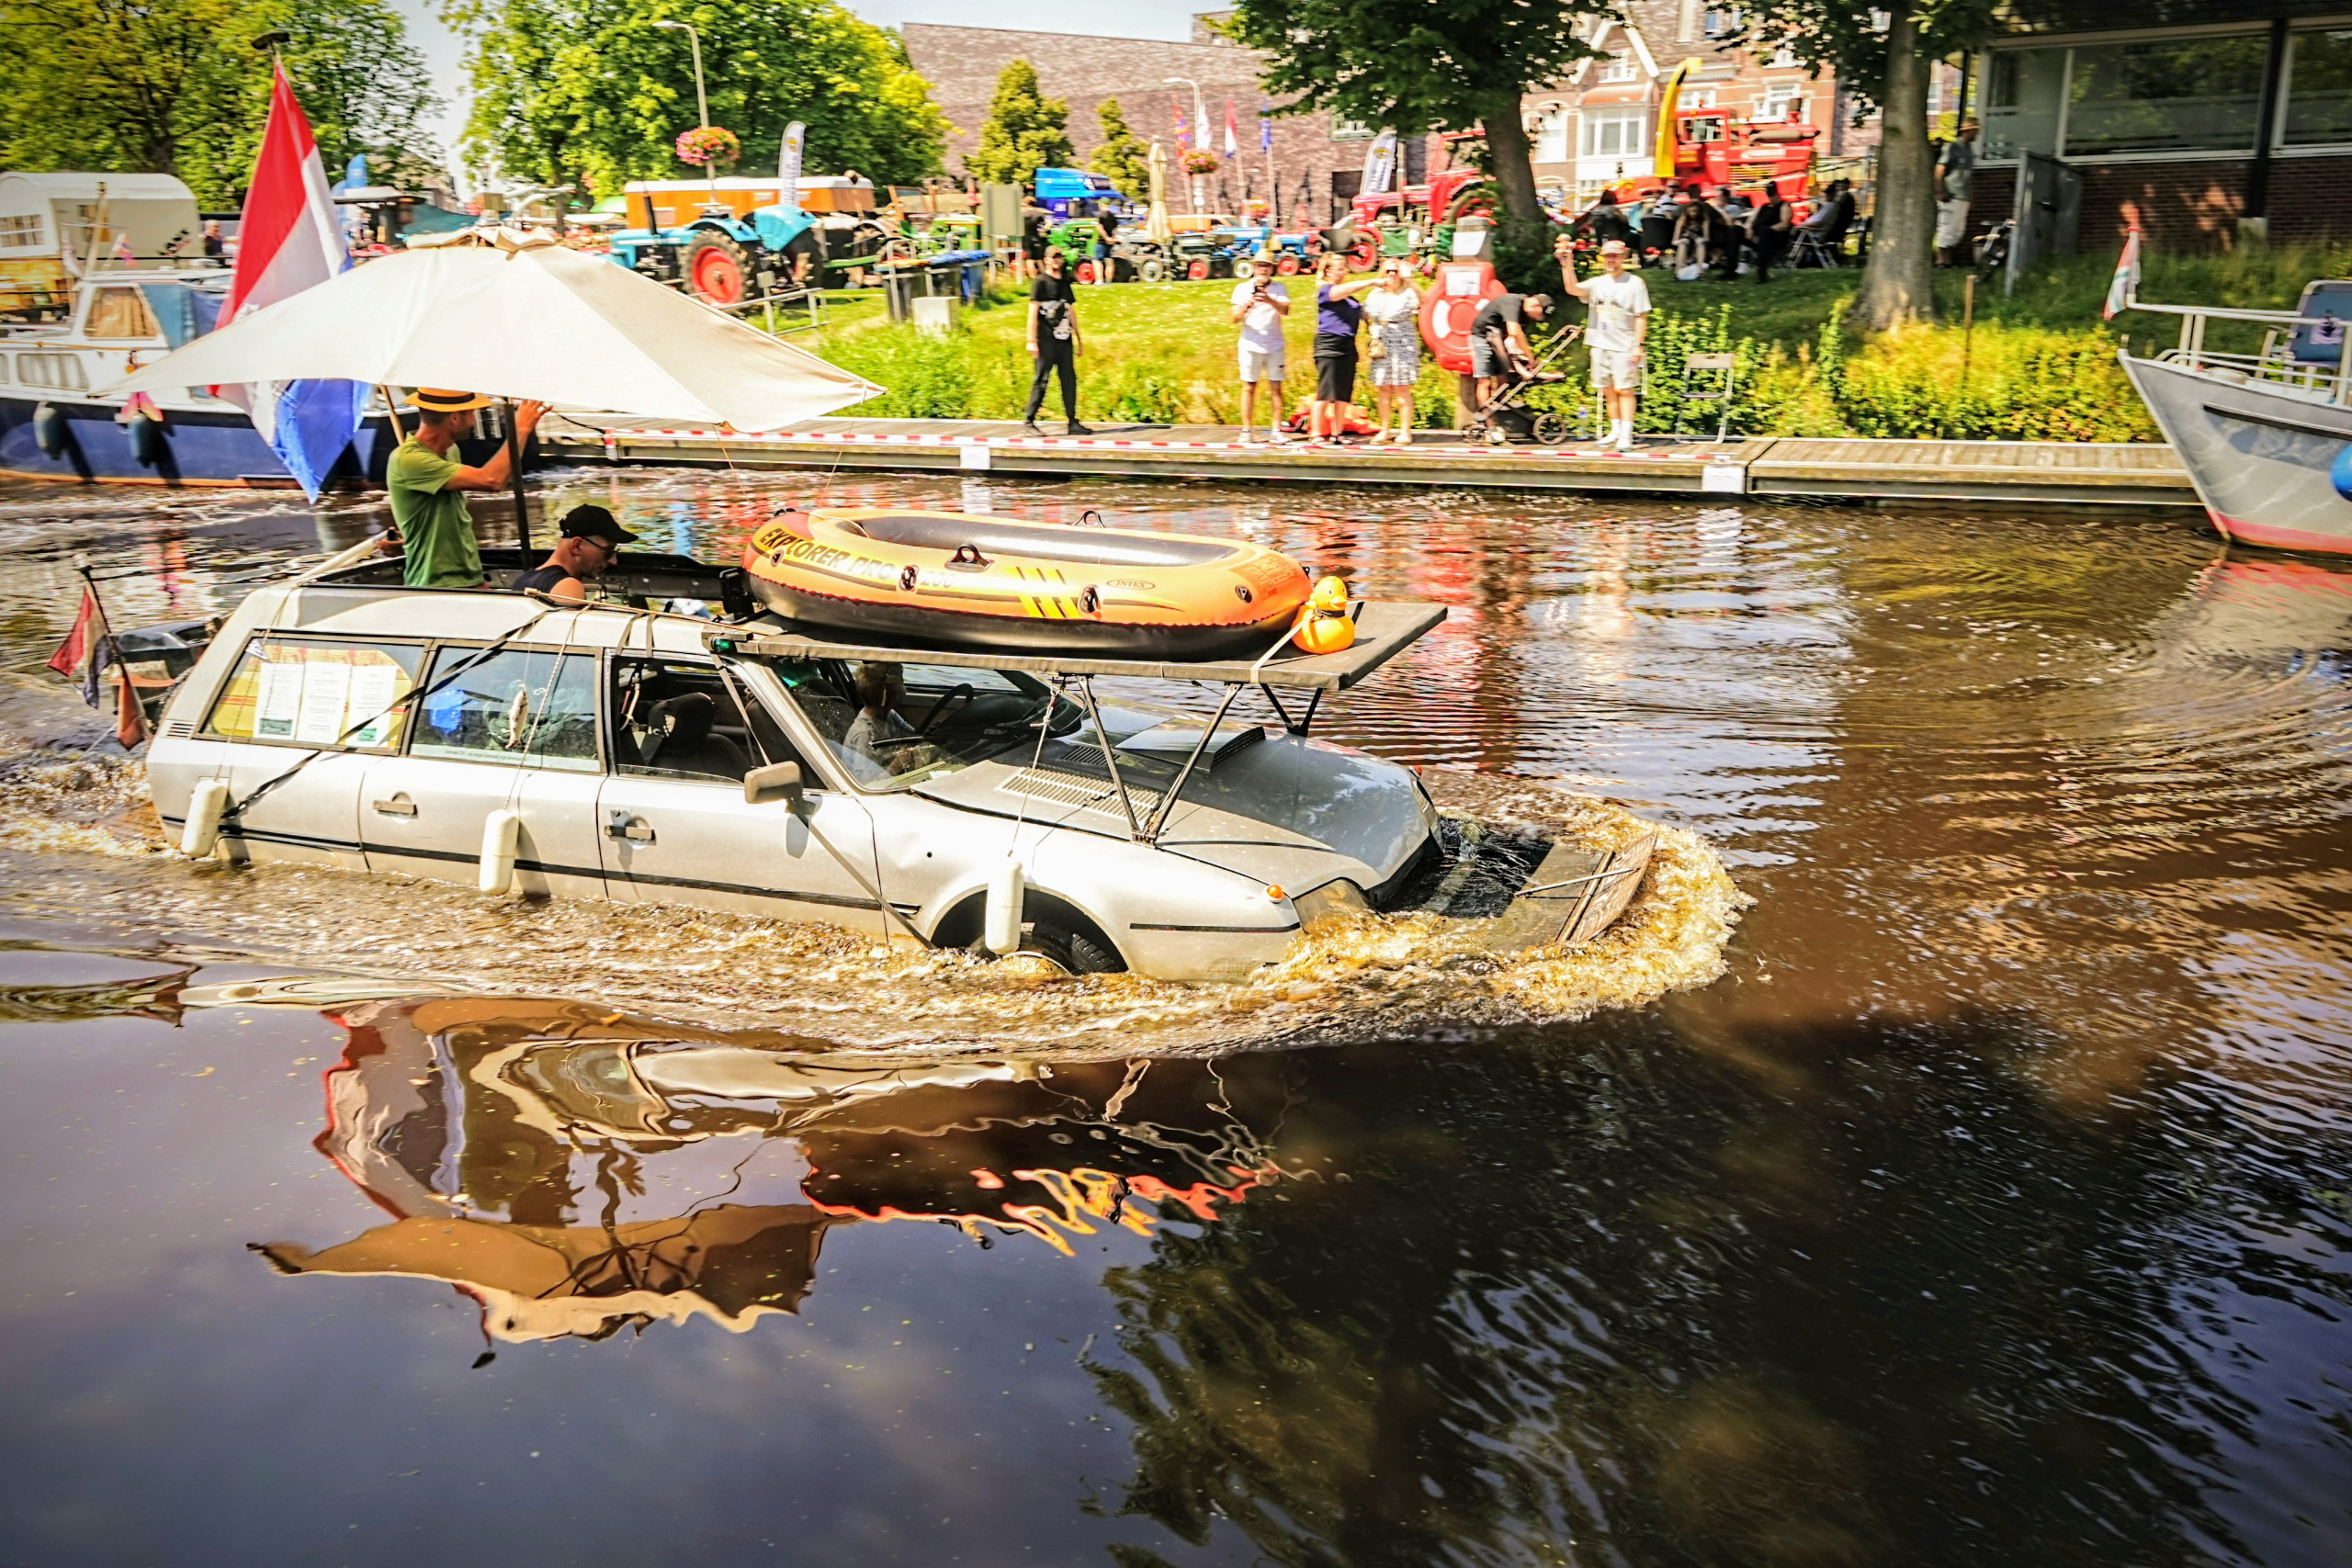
[797,242,2352,441]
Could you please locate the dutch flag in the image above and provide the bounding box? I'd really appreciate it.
[224,66,367,499]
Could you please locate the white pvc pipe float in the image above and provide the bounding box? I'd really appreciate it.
[479,809,521,894]
[984,857,1025,955]
[179,778,229,858]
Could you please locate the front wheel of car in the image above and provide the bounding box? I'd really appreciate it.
[1026,915,1124,975]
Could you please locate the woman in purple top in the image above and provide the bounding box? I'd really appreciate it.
[1306,253,1379,445]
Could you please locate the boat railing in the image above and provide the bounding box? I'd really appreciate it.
[2124,290,2351,408]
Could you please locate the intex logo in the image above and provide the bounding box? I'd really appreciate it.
[1105,579,1156,590]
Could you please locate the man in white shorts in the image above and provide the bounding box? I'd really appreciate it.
[1230,255,1292,445]
[1555,235,1651,452]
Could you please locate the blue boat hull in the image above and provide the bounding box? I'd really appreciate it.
[0,396,396,488]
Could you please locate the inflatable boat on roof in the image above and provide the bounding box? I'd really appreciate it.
[743,505,1313,657]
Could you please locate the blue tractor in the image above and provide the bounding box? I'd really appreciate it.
[605,178,884,305]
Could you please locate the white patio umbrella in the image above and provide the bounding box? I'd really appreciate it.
[103,229,879,431]
[1145,141,1172,244]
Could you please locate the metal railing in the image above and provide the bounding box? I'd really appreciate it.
[717,286,827,335]
[2124,288,2352,408]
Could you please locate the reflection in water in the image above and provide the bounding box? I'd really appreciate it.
[2,473,2349,1565]
[261,997,1297,1340]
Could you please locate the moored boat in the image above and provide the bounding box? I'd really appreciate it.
[2118,277,2352,554]
[743,504,1315,657]
[0,170,401,488]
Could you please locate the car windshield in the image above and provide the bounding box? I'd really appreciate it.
[762,658,1083,792]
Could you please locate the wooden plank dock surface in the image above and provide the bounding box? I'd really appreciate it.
[538,414,2197,510]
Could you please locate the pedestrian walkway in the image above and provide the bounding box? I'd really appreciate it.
[537,414,2197,510]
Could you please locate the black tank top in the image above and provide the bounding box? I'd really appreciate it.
[511,564,574,594]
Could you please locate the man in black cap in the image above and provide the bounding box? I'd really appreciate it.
[511,504,638,602]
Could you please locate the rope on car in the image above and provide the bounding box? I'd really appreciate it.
[220,606,566,829]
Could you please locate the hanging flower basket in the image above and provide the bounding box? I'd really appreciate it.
[675,126,741,167]
[1182,149,1221,176]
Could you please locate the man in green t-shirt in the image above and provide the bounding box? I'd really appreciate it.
[388,389,551,589]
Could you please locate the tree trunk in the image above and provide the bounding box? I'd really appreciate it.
[1855,4,1935,332]
[1480,97,1546,244]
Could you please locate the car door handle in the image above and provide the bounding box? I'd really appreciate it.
[605,812,654,843]
[371,795,417,817]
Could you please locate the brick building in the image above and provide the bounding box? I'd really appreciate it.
[901,14,1440,220]
[1973,1,2352,254]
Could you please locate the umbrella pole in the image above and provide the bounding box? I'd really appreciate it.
[502,397,532,553]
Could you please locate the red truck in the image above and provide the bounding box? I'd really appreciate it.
[1635,107,1819,202]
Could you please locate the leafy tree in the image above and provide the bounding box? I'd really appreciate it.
[0,0,441,208]
[965,58,1072,186]
[448,0,948,199]
[1733,0,1998,330]
[1221,0,1612,243]
[1089,97,1150,199]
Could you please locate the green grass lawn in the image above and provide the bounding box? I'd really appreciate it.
[791,240,2351,441]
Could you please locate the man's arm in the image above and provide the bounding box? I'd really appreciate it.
[441,400,552,491]
[1026,299,1041,355]
[1552,236,1591,300]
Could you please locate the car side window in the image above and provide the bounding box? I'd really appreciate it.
[609,655,805,784]
[202,635,424,749]
[410,646,600,772]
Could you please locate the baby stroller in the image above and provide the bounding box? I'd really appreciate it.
[1466,323,1584,446]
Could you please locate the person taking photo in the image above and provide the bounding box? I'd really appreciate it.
[1555,234,1651,453]
[1229,255,1292,446]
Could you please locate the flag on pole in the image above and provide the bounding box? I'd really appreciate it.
[46,587,110,708]
[1173,97,1188,150]
[1261,103,1272,152]
[224,66,367,501]
[1225,98,1238,159]
[2102,227,2141,321]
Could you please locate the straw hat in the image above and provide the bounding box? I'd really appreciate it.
[407,388,494,412]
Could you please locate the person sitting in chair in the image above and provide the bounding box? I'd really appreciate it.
[842,663,947,784]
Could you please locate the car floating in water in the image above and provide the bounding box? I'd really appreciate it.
[141,536,1653,981]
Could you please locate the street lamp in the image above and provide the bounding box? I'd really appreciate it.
[654,19,709,128]
[653,19,718,211]
[1164,75,1209,211]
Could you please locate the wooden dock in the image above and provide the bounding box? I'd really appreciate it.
[538,414,2198,510]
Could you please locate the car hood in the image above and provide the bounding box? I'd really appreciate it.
[913,725,1434,897]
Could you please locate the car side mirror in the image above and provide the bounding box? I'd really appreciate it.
[744,761,804,807]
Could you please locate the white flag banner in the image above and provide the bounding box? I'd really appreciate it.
[778,121,807,209]
[1362,130,1398,197]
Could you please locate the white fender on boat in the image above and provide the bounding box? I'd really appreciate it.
[179,778,229,858]
[479,809,521,895]
[984,857,1025,955]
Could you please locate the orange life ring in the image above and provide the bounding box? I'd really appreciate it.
[743,506,1314,658]
[1418,260,1504,376]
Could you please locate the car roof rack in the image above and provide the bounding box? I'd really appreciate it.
[703,600,1445,694]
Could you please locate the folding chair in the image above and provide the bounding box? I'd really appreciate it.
[1675,353,1737,442]
[1790,227,1842,269]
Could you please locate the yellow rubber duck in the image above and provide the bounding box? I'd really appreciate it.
[1291,575,1356,654]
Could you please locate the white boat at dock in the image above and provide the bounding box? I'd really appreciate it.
[2119,277,2352,555]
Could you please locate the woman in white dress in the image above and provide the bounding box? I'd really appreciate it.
[1363,260,1423,446]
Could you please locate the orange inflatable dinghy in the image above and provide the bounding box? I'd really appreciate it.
[742,506,1314,658]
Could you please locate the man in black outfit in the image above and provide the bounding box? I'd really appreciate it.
[1023,249,1093,436]
[511,504,639,602]
[1747,189,1793,283]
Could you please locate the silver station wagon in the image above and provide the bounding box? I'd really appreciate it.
[142,544,1490,982]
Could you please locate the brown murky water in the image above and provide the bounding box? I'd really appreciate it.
[1,469,2346,1566]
